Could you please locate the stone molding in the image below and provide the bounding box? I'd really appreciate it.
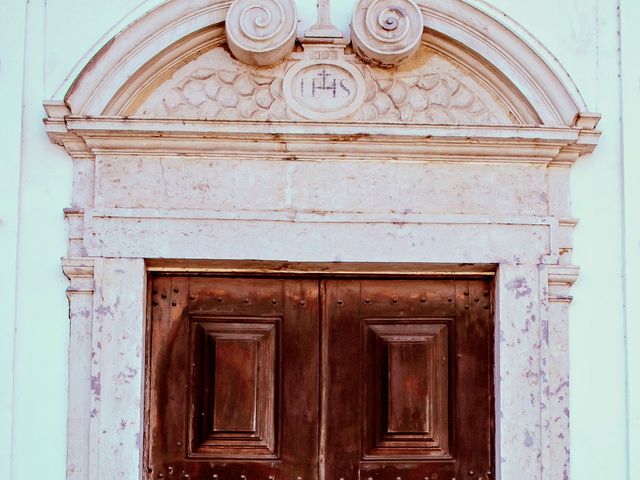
[44,115,600,164]
[547,264,580,303]
[63,208,86,257]
[79,210,558,263]
[61,257,96,480]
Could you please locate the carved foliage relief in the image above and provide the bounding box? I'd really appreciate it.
[136,45,515,125]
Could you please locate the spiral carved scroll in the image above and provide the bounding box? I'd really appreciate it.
[226,0,298,66]
[351,0,423,67]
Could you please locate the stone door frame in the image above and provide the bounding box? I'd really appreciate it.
[45,1,600,479]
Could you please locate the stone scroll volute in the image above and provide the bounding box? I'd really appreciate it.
[351,0,424,67]
[226,0,298,66]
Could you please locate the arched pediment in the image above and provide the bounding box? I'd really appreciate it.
[57,0,589,127]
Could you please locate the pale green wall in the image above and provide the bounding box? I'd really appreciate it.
[0,1,637,479]
[2,1,73,479]
[0,1,27,478]
[621,1,640,478]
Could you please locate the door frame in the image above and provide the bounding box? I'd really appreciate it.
[64,250,574,480]
[50,1,598,478]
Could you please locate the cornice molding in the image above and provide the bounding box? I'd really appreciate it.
[43,114,600,164]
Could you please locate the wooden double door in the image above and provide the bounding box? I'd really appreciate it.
[147,276,494,480]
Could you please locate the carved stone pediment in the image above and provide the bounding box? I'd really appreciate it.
[181,0,505,123]
[135,41,513,124]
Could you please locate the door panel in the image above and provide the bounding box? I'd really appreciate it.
[364,321,449,458]
[148,277,319,480]
[147,276,493,480]
[454,279,494,479]
[189,319,278,457]
[323,279,494,480]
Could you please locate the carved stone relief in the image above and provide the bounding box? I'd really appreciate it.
[225,0,298,66]
[351,0,424,67]
[135,43,509,124]
[283,45,367,120]
[224,0,426,70]
[137,48,289,121]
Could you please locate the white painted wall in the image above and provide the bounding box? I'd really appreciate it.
[0,0,637,479]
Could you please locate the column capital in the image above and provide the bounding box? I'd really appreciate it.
[547,264,580,303]
[62,257,95,294]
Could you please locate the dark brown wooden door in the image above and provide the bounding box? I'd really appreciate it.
[323,279,494,480]
[148,277,320,480]
[146,276,493,480]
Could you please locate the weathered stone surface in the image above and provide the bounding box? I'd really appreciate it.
[93,156,547,215]
[89,258,145,479]
[497,265,544,479]
[288,161,547,215]
[84,211,552,263]
[94,156,289,210]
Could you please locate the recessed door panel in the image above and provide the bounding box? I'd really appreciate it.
[364,321,449,458]
[190,320,278,457]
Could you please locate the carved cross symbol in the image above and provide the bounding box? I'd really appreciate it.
[305,0,343,39]
[317,69,331,88]
[312,69,337,97]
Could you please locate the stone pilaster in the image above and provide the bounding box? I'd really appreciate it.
[62,257,95,480]
[542,265,579,480]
